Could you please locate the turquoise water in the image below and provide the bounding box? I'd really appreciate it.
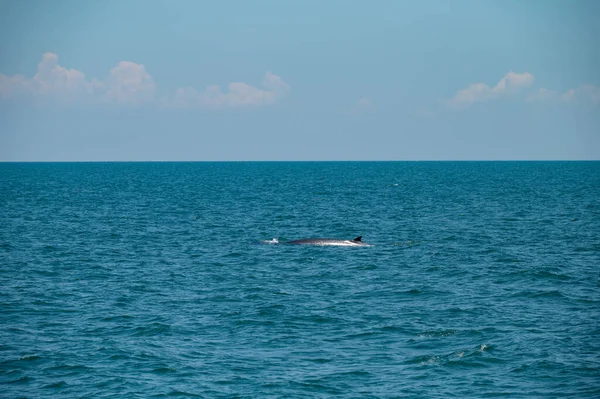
[1,161,599,398]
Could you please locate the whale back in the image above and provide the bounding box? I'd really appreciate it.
[285,236,370,246]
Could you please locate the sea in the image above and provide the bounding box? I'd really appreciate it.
[1,161,599,398]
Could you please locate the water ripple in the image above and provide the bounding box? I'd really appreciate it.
[1,161,599,398]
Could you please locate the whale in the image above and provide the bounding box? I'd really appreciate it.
[284,236,371,247]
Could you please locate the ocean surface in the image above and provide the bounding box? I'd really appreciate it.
[1,161,599,398]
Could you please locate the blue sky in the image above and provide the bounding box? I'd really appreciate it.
[0,0,598,160]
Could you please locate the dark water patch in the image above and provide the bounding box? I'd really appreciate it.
[42,364,94,375]
[108,353,131,361]
[101,315,136,323]
[162,390,204,397]
[131,322,172,337]
[287,380,344,395]
[304,357,333,364]
[18,355,42,362]
[0,242,12,251]
[1,355,44,370]
[257,304,285,317]
[40,245,59,253]
[151,366,177,374]
[574,243,600,252]
[42,380,68,389]
[4,375,32,385]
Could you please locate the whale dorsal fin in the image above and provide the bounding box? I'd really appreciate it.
[353,236,362,242]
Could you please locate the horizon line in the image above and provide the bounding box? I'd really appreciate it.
[1,159,599,163]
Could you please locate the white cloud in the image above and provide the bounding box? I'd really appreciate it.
[0,53,289,109]
[527,85,600,105]
[262,71,290,97]
[491,71,535,94]
[0,52,99,101]
[0,53,148,104]
[446,71,534,108]
[445,70,599,109]
[104,61,155,105]
[32,53,95,99]
[167,71,289,108]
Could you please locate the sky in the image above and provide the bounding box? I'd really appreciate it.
[0,0,598,161]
